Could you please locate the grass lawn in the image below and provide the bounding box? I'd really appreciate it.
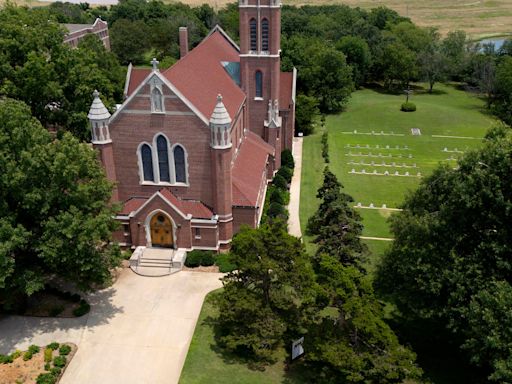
[179,290,308,384]
[299,83,494,256]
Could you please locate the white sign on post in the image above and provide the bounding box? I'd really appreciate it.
[292,337,304,360]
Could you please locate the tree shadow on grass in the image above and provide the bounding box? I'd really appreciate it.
[201,315,314,383]
[390,318,488,384]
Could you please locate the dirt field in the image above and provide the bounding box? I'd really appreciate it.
[1,0,511,39]
[180,0,512,38]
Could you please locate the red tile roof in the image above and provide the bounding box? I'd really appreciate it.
[120,190,213,219]
[164,30,245,121]
[119,197,147,215]
[126,68,151,97]
[159,188,213,219]
[279,71,293,109]
[232,132,274,207]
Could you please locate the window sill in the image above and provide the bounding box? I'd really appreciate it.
[254,97,264,101]
[195,236,202,240]
[151,111,165,114]
[140,181,189,187]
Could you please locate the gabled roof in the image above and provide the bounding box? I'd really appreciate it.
[279,72,294,109]
[164,29,245,122]
[124,66,151,98]
[232,132,274,207]
[121,189,213,220]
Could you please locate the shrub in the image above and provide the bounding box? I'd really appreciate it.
[185,250,202,268]
[277,166,293,183]
[49,305,64,317]
[53,355,66,368]
[268,202,286,218]
[281,149,294,169]
[46,342,59,351]
[401,102,416,112]
[28,345,40,354]
[23,351,33,361]
[269,188,284,205]
[73,300,90,317]
[44,362,51,371]
[58,344,71,356]
[10,350,21,360]
[36,373,57,384]
[215,253,237,273]
[0,354,13,364]
[50,367,62,376]
[44,348,53,363]
[272,174,287,190]
[201,251,216,267]
[321,132,330,163]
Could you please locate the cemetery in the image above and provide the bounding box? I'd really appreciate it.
[299,84,495,260]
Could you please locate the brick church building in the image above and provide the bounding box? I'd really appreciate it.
[88,0,296,251]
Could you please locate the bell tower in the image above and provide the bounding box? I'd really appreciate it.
[239,0,282,165]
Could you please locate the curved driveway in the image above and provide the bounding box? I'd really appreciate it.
[0,270,223,384]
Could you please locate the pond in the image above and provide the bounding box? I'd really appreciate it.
[478,37,508,51]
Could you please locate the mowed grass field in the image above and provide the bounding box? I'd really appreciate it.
[299,83,495,264]
[179,290,308,384]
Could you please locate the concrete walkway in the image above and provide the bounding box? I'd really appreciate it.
[0,269,223,384]
[288,137,303,238]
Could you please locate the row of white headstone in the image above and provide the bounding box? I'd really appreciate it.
[347,130,404,136]
[356,203,389,209]
[443,147,464,153]
[347,161,418,168]
[346,152,414,159]
[350,169,421,177]
[345,144,410,150]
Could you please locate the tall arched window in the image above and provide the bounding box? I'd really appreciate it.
[261,18,269,51]
[174,145,187,183]
[249,18,257,51]
[255,71,263,98]
[156,135,170,182]
[141,144,154,182]
[152,87,163,112]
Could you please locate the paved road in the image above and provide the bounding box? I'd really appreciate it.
[288,137,303,238]
[0,270,223,384]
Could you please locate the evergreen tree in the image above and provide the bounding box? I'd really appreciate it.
[305,254,421,383]
[215,221,316,362]
[307,167,366,268]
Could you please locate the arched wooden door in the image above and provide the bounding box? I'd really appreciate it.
[150,213,174,248]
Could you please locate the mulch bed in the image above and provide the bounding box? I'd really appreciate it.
[0,343,77,384]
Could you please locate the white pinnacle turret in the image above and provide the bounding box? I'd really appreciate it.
[209,94,232,125]
[88,90,111,121]
[209,94,232,149]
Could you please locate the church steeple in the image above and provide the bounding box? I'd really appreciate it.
[239,0,282,161]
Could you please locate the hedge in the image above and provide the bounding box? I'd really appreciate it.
[401,102,416,112]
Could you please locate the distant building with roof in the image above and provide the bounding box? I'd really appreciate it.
[63,18,110,50]
[88,0,296,252]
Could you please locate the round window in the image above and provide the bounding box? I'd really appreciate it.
[157,215,165,223]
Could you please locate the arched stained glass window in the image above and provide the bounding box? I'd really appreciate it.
[174,146,186,183]
[141,144,154,182]
[261,18,269,51]
[157,135,170,182]
[250,18,257,51]
[255,71,263,98]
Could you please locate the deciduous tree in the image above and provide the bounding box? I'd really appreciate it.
[376,125,512,381]
[0,99,121,310]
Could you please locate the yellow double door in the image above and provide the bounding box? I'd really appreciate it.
[150,214,174,247]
